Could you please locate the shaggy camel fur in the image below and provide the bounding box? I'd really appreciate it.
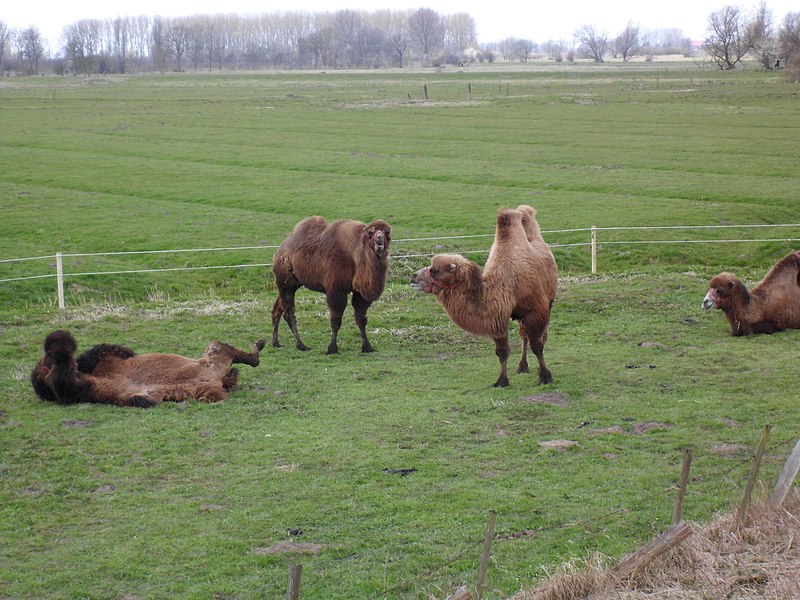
[31,330,265,408]
[703,251,800,336]
[272,216,391,354]
[411,205,558,387]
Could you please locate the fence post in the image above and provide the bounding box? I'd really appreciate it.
[590,226,597,274]
[476,510,496,600]
[285,564,303,600]
[672,448,693,526]
[738,424,772,521]
[770,437,800,507]
[56,252,65,309]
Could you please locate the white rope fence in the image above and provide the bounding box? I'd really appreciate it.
[2,224,799,309]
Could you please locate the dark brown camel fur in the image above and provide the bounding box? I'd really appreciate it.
[271,216,391,354]
[410,205,558,387]
[702,251,800,336]
[31,330,265,408]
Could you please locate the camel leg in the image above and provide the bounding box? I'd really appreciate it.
[492,336,511,388]
[279,288,309,351]
[517,322,529,374]
[523,318,552,385]
[351,292,375,353]
[205,339,266,367]
[326,291,348,355]
[271,296,284,348]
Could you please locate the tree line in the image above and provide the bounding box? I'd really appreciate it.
[1,3,799,76]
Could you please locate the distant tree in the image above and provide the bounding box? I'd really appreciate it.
[18,26,45,74]
[704,5,748,69]
[514,38,537,62]
[112,17,130,73]
[0,21,12,73]
[614,22,640,61]
[574,24,608,62]
[166,19,190,71]
[743,1,777,69]
[778,11,800,73]
[386,15,411,67]
[151,16,168,73]
[409,8,444,64]
[445,13,477,55]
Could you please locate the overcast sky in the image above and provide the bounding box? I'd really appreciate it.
[4,0,797,48]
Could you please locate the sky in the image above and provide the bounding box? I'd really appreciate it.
[4,0,797,48]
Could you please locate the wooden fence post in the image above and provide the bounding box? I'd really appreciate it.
[770,437,800,507]
[476,510,496,600]
[612,521,693,579]
[285,564,303,600]
[445,585,472,600]
[738,424,772,521]
[590,226,597,274]
[56,251,65,309]
[672,448,693,526]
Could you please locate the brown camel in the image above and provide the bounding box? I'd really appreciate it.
[31,330,265,408]
[703,251,800,335]
[411,205,558,387]
[271,216,391,354]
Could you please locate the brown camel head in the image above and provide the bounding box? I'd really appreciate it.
[366,220,391,259]
[703,272,742,310]
[411,254,480,294]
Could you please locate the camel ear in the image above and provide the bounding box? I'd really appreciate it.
[446,262,457,273]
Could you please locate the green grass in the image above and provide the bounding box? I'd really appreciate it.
[1,65,800,598]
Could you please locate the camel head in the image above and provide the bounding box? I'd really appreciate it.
[703,272,741,310]
[411,254,479,294]
[366,220,391,259]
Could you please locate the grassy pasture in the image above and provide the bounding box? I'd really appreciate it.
[1,65,800,598]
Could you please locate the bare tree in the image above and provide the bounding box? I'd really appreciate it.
[0,21,12,74]
[514,38,537,62]
[704,5,748,69]
[166,19,190,71]
[151,16,168,74]
[778,11,800,72]
[445,13,477,55]
[18,26,45,74]
[409,7,444,64]
[574,24,608,62]
[743,2,777,69]
[386,12,411,68]
[614,22,641,61]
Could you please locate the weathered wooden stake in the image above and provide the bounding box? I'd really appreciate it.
[612,520,693,579]
[590,226,598,273]
[285,564,303,600]
[56,251,65,309]
[445,585,473,600]
[738,424,772,521]
[770,437,800,507]
[424,84,428,100]
[672,448,693,526]
[476,510,496,600]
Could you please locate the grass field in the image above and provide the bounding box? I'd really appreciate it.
[1,64,800,599]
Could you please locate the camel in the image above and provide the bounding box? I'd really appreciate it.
[271,216,391,354]
[411,205,558,387]
[31,330,265,407]
[702,251,800,335]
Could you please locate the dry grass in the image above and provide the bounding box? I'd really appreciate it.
[513,492,800,600]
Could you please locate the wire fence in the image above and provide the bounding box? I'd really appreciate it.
[2,223,799,308]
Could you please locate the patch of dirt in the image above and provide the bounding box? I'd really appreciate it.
[253,541,323,556]
[539,439,579,451]
[61,419,93,428]
[631,421,670,434]
[522,392,571,407]
[712,443,751,457]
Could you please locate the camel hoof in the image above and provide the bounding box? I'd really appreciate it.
[272,340,281,348]
[296,343,310,352]
[129,395,159,408]
[361,344,375,353]
[326,345,339,355]
[254,339,266,352]
[493,377,510,388]
[516,363,529,374]
[538,369,553,385]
